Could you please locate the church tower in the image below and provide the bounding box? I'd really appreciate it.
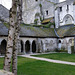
[22,0,41,24]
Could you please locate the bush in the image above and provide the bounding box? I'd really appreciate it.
[71,46,74,53]
[55,48,67,52]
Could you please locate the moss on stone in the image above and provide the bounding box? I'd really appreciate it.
[3,22,9,28]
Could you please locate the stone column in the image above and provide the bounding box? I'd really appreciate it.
[36,41,38,53]
[18,40,21,54]
[43,43,45,53]
[23,42,26,54]
[30,43,32,54]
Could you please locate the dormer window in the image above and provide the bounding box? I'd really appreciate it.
[35,0,38,1]
[60,7,62,12]
[46,10,48,15]
[67,5,69,11]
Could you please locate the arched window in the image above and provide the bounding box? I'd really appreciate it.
[63,14,74,25]
[69,39,72,43]
[59,40,61,43]
[32,40,36,53]
[50,40,53,46]
[25,40,30,53]
[0,40,7,54]
[20,40,24,53]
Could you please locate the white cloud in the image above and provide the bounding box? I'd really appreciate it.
[0,0,12,9]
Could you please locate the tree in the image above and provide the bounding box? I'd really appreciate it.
[12,0,22,75]
[4,0,18,73]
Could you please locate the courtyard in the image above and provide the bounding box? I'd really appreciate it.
[0,53,75,75]
[32,53,75,62]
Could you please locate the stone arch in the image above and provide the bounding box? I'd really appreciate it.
[69,39,72,44]
[0,39,7,54]
[32,40,36,53]
[25,40,30,53]
[50,40,53,46]
[45,40,48,47]
[20,40,24,53]
[63,14,74,25]
[59,40,61,43]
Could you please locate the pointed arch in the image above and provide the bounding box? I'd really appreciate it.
[20,40,24,53]
[0,39,7,54]
[63,14,74,25]
[32,40,36,53]
[25,40,30,53]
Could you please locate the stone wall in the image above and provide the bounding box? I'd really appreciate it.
[58,37,74,50]
[55,1,75,27]
[22,0,57,24]
[0,70,14,75]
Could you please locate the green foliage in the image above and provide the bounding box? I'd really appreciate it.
[3,22,9,28]
[21,23,31,26]
[34,19,38,24]
[39,4,42,7]
[71,46,74,53]
[73,2,75,5]
[55,48,67,52]
[35,13,40,17]
[20,22,55,28]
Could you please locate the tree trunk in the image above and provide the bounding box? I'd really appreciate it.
[4,0,17,72]
[12,0,22,75]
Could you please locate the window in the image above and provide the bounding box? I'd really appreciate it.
[35,0,38,1]
[46,10,48,15]
[67,5,69,11]
[60,7,62,12]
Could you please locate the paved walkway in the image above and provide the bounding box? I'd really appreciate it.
[19,55,75,66]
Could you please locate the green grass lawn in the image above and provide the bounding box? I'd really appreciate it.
[32,53,75,62]
[0,56,75,75]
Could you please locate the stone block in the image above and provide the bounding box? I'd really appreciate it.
[0,70,14,75]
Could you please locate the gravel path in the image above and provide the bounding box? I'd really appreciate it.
[19,55,75,66]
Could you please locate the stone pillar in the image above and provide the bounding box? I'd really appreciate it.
[68,45,71,54]
[43,43,45,53]
[18,40,21,54]
[36,41,38,53]
[23,42,26,54]
[30,43,32,54]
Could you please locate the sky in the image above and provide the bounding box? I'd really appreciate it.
[0,0,65,10]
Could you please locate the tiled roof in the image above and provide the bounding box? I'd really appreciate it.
[0,23,56,37]
[56,24,75,37]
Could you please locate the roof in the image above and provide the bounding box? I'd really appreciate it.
[0,23,56,38]
[0,23,75,38]
[0,4,9,22]
[56,24,75,37]
[42,17,54,24]
[0,23,8,36]
[20,25,56,37]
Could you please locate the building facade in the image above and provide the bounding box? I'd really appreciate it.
[55,0,75,28]
[22,0,59,24]
[0,0,75,55]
